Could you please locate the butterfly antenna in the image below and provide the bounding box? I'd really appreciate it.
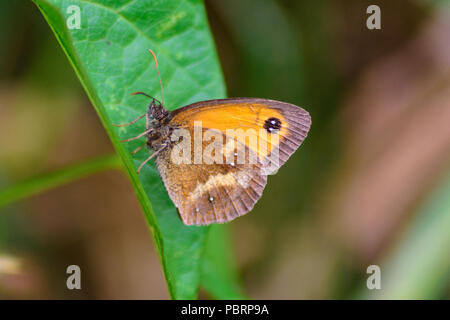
[148,49,164,105]
[131,91,153,99]
[130,91,162,105]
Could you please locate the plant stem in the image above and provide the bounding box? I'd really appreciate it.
[0,153,123,208]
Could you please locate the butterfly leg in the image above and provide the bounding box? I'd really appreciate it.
[137,144,168,174]
[121,128,153,142]
[130,143,147,155]
[112,113,145,127]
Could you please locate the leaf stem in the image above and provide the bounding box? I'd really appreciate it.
[0,153,123,208]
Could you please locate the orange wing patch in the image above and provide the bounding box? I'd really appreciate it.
[170,102,289,160]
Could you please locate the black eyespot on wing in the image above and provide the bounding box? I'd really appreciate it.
[264,117,282,133]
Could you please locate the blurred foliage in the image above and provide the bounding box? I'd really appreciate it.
[364,165,450,299]
[0,0,449,299]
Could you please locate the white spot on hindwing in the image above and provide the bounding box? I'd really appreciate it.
[188,172,250,201]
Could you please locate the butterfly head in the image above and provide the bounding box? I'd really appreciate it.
[148,98,169,122]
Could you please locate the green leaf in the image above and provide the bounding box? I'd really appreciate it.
[32,0,240,299]
[201,224,247,299]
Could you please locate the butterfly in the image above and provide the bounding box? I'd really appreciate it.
[114,50,311,226]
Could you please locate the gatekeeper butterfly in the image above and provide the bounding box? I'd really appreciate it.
[114,50,311,226]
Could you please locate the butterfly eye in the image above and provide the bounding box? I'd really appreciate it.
[264,117,282,133]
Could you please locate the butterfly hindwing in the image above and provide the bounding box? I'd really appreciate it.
[155,128,267,225]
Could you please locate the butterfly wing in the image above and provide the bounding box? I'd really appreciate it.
[170,98,311,173]
[155,129,267,225]
[156,98,311,225]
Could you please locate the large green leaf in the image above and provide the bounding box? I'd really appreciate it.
[32,0,241,299]
[201,224,246,299]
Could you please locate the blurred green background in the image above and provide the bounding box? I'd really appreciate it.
[0,0,449,299]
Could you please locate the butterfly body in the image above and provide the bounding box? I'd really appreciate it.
[143,100,171,151]
[134,97,311,226]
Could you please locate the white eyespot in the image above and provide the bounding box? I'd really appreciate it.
[270,119,276,125]
[230,162,235,166]
[208,196,214,202]
[234,152,238,156]
[195,207,199,213]
[268,127,273,132]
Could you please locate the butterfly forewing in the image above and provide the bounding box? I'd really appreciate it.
[171,98,311,174]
